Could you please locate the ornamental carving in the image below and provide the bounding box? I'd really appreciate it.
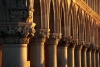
[71,39,78,44]
[34,29,50,38]
[58,36,72,47]
[90,44,96,50]
[9,8,28,22]
[78,41,85,45]
[0,22,36,44]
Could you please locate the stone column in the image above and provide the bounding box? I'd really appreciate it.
[87,46,92,67]
[68,40,77,67]
[0,44,2,67]
[81,45,88,67]
[30,29,49,67]
[57,37,71,67]
[96,49,99,67]
[75,43,82,67]
[0,22,35,67]
[91,45,96,67]
[99,52,100,67]
[45,33,61,67]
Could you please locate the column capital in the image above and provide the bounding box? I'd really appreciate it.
[68,39,78,48]
[75,45,83,50]
[58,37,72,47]
[82,44,89,51]
[49,33,62,39]
[78,41,84,45]
[45,33,61,45]
[29,29,50,45]
[90,44,96,49]
[96,47,100,53]
[34,29,50,38]
[0,22,36,44]
[90,44,96,52]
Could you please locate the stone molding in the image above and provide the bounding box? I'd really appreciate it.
[0,22,36,44]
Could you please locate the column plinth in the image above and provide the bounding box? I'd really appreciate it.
[57,37,71,67]
[45,33,61,67]
[87,45,92,67]
[75,41,83,67]
[29,29,49,67]
[0,22,35,67]
[68,39,77,67]
[81,44,89,67]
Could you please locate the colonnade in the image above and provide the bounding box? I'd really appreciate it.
[28,0,100,67]
[0,0,100,67]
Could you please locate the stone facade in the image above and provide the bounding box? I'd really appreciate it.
[0,0,100,67]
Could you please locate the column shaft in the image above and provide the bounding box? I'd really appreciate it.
[68,48,74,67]
[0,45,2,67]
[99,53,100,67]
[87,48,92,67]
[75,45,82,67]
[2,44,27,67]
[57,37,70,67]
[30,38,45,67]
[57,47,68,67]
[92,49,96,67]
[96,51,99,67]
[45,34,61,67]
[45,45,57,67]
[81,46,87,67]
[68,43,76,67]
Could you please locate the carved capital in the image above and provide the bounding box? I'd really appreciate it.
[58,37,72,47]
[29,29,50,45]
[75,45,83,50]
[97,48,100,53]
[34,29,50,38]
[49,33,62,39]
[45,33,61,45]
[71,39,78,44]
[78,41,85,45]
[90,44,96,52]
[0,22,36,44]
[82,43,90,51]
